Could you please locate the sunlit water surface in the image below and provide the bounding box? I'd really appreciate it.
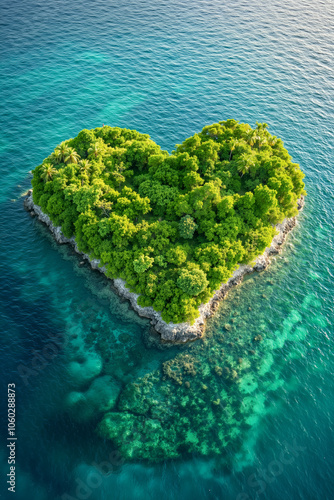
[0,1,333,499]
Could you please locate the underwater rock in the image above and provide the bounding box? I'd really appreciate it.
[162,353,198,385]
[97,411,180,461]
[65,391,85,408]
[118,382,151,414]
[85,376,121,410]
[24,192,304,343]
[214,366,223,376]
[253,335,263,342]
[95,262,314,465]
[66,352,103,386]
[64,376,121,421]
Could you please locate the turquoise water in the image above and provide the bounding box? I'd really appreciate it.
[1,0,333,498]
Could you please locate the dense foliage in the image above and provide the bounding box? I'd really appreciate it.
[31,120,305,323]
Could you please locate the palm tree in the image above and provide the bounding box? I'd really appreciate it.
[40,162,57,183]
[269,136,277,147]
[237,154,255,177]
[88,142,103,158]
[245,130,256,147]
[54,142,70,163]
[253,133,265,150]
[79,159,91,175]
[253,123,269,149]
[49,152,58,163]
[256,121,268,131]
[64,147,80,164]
[229,138,239,160]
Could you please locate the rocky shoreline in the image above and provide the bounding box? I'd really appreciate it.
[24,191,304,343]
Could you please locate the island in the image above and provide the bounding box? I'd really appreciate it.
[25,120,305,342]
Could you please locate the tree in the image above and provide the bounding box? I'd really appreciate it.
[269,136,278,147]
[54,142,70,163]
[253,184,277,219]
[70,183,104,212]
[40,162,57,182]
[229,138,239,160]
[88,139,107,159]
[65,147,80,165]
[79,159,91,175]
[31,122,305,324]
[111,161,127,187]
[177,267,209,296]
[133,255,154,274]
[165,246,187,265]
[256,121,268,131]
[97,200,113,217]
[178,215,197,239]
[183,171,204,190]
[221,119,239,130]
[237,153,255,177]
[245,130,256,146]
[217,196,234,219]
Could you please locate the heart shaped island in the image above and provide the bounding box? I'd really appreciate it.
[25,120,305,342]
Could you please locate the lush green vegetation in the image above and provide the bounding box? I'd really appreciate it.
[31,120,305,323]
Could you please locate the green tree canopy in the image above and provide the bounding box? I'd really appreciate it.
[133,254,154,274]
[179,215,197,239]
[177,267,209,296]
[31,122,305,324]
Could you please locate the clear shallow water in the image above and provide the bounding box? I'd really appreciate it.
[0,0,333,498]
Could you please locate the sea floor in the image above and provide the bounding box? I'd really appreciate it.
[1,0,333,499]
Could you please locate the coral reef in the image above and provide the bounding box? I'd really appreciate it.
[94,265,321,464]
[162,354,198,385]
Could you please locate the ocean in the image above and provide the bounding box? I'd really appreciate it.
[0,1,333,499]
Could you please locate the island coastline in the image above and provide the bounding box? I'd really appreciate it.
[24,191,304,343]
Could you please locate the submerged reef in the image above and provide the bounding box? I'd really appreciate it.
[95,280,320,464]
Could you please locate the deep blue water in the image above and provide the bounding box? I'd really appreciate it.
[0,0,333,499]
